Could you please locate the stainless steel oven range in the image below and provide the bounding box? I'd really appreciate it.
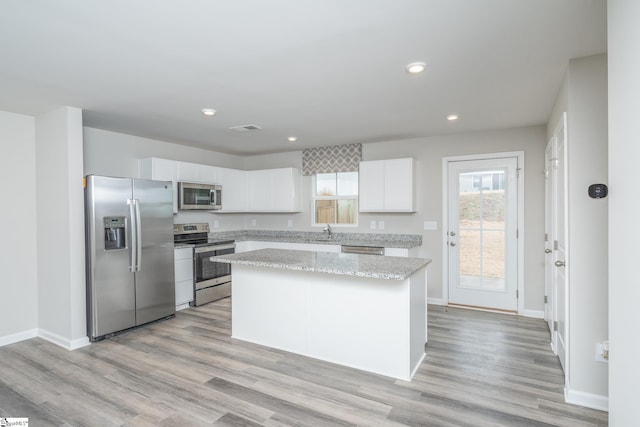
[173,223,234,306]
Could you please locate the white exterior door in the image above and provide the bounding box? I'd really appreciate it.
[446,157,519,311]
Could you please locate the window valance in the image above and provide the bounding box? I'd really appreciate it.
[302,143,362,176]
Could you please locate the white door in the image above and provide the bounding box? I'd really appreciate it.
[553,113,569,372]
[447,157,519,311]
[544,138,557,352]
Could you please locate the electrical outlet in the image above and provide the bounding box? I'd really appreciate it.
[213,220,219,228]
[370,220,377,230]
[251,219,257,226]
[595,342,609,363]
[287,219,293,227]
[378,221,385,230]
[424,221,438,230]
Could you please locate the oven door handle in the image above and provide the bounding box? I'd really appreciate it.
[194,244,236,254]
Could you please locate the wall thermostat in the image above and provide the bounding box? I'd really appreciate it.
[588,184,608,199]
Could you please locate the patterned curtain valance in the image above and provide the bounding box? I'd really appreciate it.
[302,143,362,176]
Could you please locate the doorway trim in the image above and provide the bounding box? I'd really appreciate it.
[442,151,525,314]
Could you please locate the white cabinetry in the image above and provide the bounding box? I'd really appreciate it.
[138,158,179,213]
[174,247,194,309]
[384,247,419,257]
[247,168,301,212]
[359,158,415,212]
[177,161,220,184]
[218,167,247,212]
[139,158,300,213]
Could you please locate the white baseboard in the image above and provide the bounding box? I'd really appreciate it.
[0,328,38,347]
[565,387,609,412]
[176,302,191,311]
[522,309,545,319]
[427,298,445,305]
[38,329,90,350]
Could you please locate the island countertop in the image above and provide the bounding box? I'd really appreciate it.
[212,248,431,280]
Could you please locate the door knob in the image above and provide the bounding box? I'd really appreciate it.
[545,249,552,254]
[450,242,456,247]
[450,231,456,237]
[555,260,565,267]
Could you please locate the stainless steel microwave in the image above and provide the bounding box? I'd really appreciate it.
[178,182,222,210]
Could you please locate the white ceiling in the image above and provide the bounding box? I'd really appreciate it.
[0,0,606,155]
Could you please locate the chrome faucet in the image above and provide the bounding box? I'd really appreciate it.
[323,224,333,239]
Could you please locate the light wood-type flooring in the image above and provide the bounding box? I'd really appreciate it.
[0,299,607,426]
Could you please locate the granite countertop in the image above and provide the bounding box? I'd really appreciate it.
[213,248,431,280]
[208,230,422,249]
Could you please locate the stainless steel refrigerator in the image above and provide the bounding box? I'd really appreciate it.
[85,175,175,341]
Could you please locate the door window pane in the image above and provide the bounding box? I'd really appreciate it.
[458,170,506,291]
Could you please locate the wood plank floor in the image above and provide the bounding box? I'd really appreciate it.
[0,300,607,426]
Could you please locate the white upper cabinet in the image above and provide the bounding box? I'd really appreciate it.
[138,158,300,213]
[176,161,220,184]
[138,158,179,213]
[218,167,247,212]
[247,168,301,212]
[359,158,416,212]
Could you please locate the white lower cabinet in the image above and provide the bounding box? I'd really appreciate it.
[174,247,194,308]
[384,247,419,257]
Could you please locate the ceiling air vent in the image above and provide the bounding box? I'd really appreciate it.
[229,124,262,133]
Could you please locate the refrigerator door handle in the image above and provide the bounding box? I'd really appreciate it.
[128,199,138,272]
[134,199,142,271]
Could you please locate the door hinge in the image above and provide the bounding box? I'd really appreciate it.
[516,290,519,299]
[516,168,521,179]
[554,321,558,332]
[544,233,548,242]
[516,229,519,239]
[544,295,548,304]
[554,240,559,250]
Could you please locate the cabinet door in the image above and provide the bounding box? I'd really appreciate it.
[176,161,199,182]
[139,158,178,214]
[271,168,302,211]
[247,170,273,211]
[218,168,247,212]
[359,160,385,211]
[384,158,415,212]
[197,165,220,184]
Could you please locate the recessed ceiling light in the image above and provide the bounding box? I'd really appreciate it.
[288,136,297,142]
[201,108,216,116]
[406,62,426,74]
[447,114,460,121]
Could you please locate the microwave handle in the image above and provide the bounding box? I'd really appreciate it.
[210,189,216,206]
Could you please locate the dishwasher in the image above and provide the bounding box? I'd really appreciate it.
[341,245,385,256]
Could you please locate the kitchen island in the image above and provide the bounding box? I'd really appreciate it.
[213,248,431,381]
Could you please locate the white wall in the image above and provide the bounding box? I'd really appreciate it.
[0,111,38,344]
[548,54,609,407]
[608,1,640,425]
[244,126,547,312]
[35,107,88,349]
